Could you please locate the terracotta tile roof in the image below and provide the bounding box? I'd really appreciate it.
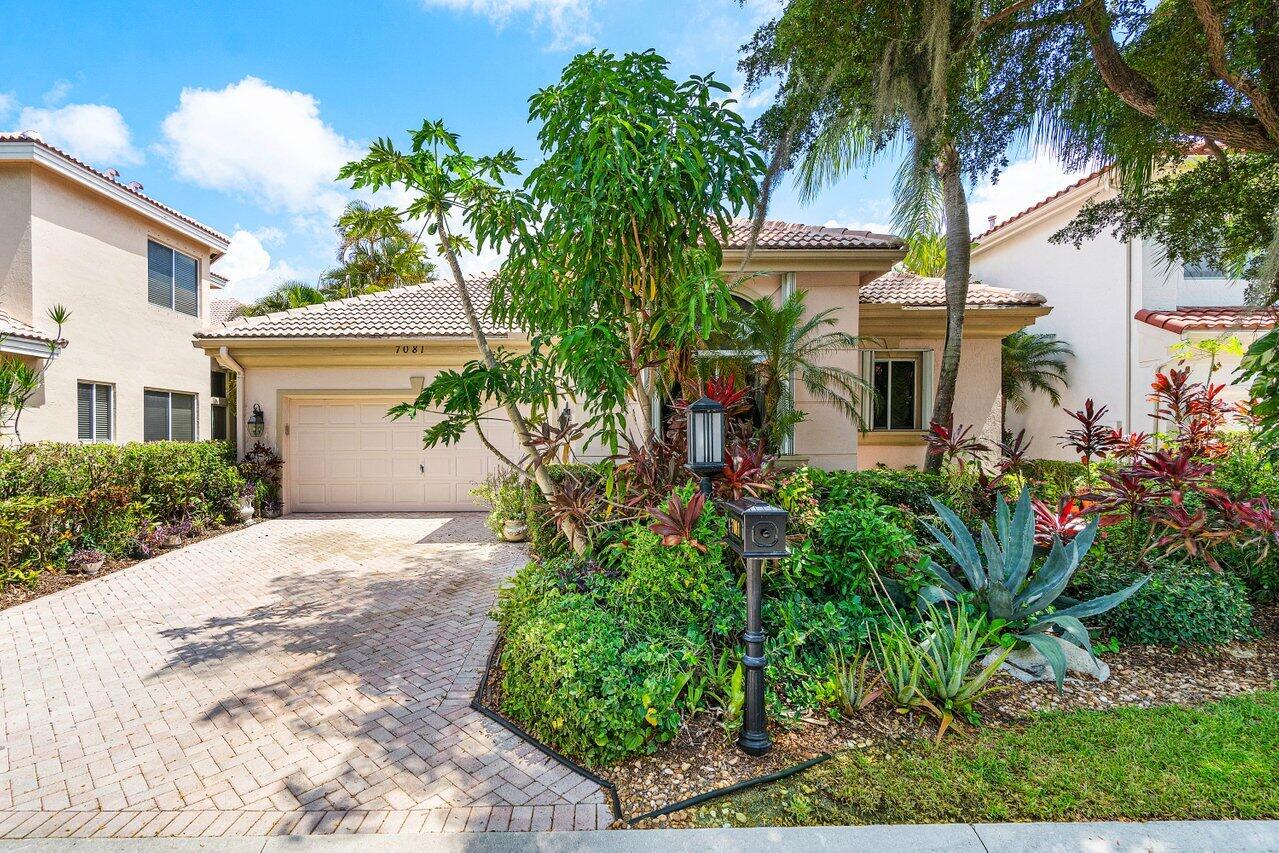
[726,219,904,250]
[196,276,507,340]
[861,270,1047,307]
[0,309,62,346]
[209,272,228,290]
[1135,306,1277,334]
[976,167,1110,240]
[0,131,228,246]
[208,299,245,326]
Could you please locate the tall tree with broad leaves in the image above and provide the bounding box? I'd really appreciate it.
[1020,0,1279,453]
[338,121,589,552]
[740,0,1044,471]
[319,200,436,299]
[490,50,767,449]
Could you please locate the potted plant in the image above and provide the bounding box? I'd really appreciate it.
[238,485,256,524]
[472,470,527,541]
[70,549,105,576]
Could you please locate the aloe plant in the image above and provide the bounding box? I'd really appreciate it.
[920,487,1149,689]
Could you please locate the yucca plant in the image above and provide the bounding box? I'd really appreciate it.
[920,487,1150,689]
[829,647,883,716]
[869,621,929,712]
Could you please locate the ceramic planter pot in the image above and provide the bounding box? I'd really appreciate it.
[239,501,256,524]
[501,519,528,542]
[165,534,182,548]
[75,558,105,576]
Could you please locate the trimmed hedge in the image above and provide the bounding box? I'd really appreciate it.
[0,441,244,587]
[1077,561,1256,647]
[807,468,945,517]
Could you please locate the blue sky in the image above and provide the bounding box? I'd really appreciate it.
[1,0,1083,302]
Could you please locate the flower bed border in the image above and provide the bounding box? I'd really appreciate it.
[470,633,834,827]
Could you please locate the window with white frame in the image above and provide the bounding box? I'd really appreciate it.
[1182,260,1228,279]
[77,382,114,442]
[144,390,197,442]
[147,240,200,316]
[860,349,933,431]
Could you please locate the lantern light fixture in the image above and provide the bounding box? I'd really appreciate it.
[686,395,725,496]
[248,404,265,438]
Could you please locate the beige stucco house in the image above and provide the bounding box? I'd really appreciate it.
[0,131,232,445]
[196,220,1049,513]
[971,168,1276,461]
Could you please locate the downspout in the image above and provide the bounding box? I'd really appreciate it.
[215,345,246,458]
[1125,239,1134,435]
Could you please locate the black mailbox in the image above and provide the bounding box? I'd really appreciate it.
[719,497,789,559]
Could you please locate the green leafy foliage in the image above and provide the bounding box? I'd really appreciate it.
[0,441,243,587]
[471,469,525,537]
[807,468,945,521]
[1076,561,1256,647]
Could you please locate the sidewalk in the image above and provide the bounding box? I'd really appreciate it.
[2,821,1277,851]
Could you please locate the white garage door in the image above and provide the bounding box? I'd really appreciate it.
[288,398,516,512]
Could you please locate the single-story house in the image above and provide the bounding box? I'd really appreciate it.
[196,220,1049,513]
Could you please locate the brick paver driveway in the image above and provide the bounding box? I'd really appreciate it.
[0,514,609,839]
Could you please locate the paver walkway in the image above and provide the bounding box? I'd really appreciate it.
[0,514,609,839]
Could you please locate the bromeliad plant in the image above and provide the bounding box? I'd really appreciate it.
[649,491,708,552]
[919,487,1150,689]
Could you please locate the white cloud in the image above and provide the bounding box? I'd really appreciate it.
[420,0,596,49]
[0,93,15,122]
[969,149,1092,234]
[17,103,142,165]
[212,229,273,283]
[224,259,306,303]
[160,77,360,217]
[825,218,893,235]
[42,80,72,106]
[252,226,287,247]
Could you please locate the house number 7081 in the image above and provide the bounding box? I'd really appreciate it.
[395,345,426,354]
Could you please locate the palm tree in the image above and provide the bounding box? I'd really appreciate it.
[1001,330,1073,432]
[319,201,435,299]
[900,232,947,277]
[718,290,869,452]
[241,281,328,316]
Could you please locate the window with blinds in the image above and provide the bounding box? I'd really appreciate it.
[77,383,113,442]
[147,240,200,317]
[144,390,198,442]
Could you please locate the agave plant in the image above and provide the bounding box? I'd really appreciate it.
[919,487,1150,689]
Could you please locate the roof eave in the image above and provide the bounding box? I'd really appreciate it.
[721,247,906,273]
[0,141,229,252]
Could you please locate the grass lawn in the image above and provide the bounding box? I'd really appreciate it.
[692,691,1279,827]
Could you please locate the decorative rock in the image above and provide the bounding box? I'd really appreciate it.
[983,635,1111,683]
[1224,644,1257,660]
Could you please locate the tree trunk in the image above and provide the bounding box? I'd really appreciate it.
[434,212,587,553]
[926,146,972,473]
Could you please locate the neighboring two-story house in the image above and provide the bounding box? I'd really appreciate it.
[971,168,1276,461]
[0,131,233,445]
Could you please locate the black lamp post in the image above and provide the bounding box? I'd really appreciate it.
[685,391,786,758]
[686,396,725,497]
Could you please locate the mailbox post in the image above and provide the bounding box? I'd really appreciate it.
[719,497,788,757]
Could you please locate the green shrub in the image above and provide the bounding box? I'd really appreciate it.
[471,469,525,537]
[1021,459,1089,501]
[1214,543,1279,603]
[0,441,243,587]
[1077,561,1255,646]
[809,468,944,518]
[780,494,916,598]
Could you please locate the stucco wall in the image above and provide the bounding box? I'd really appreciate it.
[972,195,1133,460]
[0,165,34,324]
[12,166,220,443]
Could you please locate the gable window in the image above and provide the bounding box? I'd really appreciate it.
[77,382,114,442]
[144,390,197,442]
[147,240,200,316]
[860,350,934,431]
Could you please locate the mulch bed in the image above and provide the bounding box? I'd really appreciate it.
[0,522,248,612]
[493,603,1279,829]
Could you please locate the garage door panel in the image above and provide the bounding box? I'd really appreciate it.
[289,398,509,512]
